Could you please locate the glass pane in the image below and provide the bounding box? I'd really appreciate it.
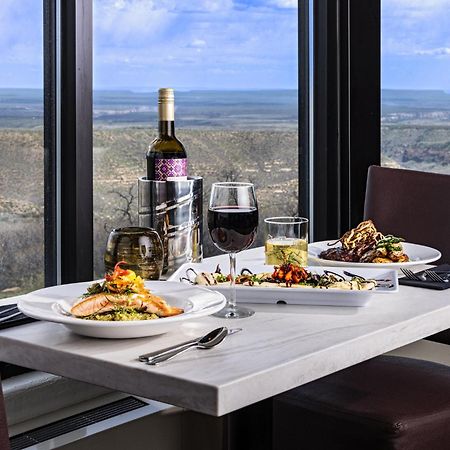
[381,0,450,174]
[0,1,44,298]
[93,0,299,275]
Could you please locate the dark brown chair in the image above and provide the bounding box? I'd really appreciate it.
[273,356,450,450]
[364,165,450,344]
[364,165,450,262]
[273,166,450,450]
[0,382,10,450]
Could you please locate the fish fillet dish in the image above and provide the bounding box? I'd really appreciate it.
[70,262,183,321]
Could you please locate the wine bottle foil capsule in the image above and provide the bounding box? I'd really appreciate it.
[138,176,203,274]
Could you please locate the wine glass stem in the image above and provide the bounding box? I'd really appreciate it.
[229,252,237,311]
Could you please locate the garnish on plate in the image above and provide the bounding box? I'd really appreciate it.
[318,220,409,263]
[186,264,376,291]
[70,262,183,321]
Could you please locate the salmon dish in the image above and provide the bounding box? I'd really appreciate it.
[70,262,183,321]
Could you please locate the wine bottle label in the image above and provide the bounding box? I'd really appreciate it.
[155,158,187,181]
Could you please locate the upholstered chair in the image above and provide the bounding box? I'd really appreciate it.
[273,166,450,450]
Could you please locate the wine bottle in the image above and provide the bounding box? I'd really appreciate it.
[146,88,187,181]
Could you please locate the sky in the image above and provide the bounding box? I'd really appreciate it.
[0,0,448,90]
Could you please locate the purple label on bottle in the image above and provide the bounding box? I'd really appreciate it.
[155,158,187,181]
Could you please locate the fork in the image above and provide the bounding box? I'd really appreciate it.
[425,270,449,283]
[400,268,423,281]
[0,311,22,323]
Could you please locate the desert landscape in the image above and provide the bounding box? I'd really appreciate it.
[1,88,449,297]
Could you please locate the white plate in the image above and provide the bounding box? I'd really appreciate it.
[308,241,441,268]
[169,262,398,307]
[17,281,226,339]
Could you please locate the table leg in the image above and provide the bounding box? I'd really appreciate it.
[181,399,273,450]
[224,399,273,450]
[0,379,10,450]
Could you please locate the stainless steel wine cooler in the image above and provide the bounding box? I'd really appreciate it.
[138,176,203,274]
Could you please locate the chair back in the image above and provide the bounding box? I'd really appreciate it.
[364,165,450,262]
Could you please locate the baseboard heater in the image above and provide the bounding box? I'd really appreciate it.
[10,396,147,449]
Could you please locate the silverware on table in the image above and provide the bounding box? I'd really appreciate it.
[424,270,449,283]
[0,311,22,323]
[400,268,423,281]
[0,305,19,316]
[400,268,448,283]
[139,327,242,364]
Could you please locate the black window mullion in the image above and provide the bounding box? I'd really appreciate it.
[312,0,380,241]
[347,0,381,227]
[60,0,93,283]
[312,0,340,240]
[298,0,310,220]
[44,0,57,286]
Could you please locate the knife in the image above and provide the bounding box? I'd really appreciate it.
[138,327,242,363]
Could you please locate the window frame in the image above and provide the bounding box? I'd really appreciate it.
[311,0,381,241]
[44,0,93,285]
[43,0,381,284]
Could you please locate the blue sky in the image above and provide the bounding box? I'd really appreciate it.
[0,0,449,90]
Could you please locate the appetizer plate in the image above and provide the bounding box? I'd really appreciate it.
[17,281,226,339]
[169,262,398,307]
[308,241,441,269]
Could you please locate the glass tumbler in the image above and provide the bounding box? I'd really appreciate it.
[264,217,309,266]
[104,227,164,280]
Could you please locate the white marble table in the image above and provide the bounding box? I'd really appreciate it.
[0,248,449,416]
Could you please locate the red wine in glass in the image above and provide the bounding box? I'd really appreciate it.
[208,206,258,253]
[208,182,258,319]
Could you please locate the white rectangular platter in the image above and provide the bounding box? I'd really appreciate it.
[168,262,398,307]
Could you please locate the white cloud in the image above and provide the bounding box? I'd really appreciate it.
[194,0,234,12]
[269,0,298,8]
[94,0,298,89]
[189,39,207,48]
[94,0,174,42]
[0,1,43,67]
[382,0,450,57]
[386,0,448,7]
[415,47,450,56]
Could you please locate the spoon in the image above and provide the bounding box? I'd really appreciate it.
[146,327,229,365]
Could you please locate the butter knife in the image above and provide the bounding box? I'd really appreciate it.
[138,327,242,363]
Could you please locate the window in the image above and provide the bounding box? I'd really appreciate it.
[92,0,299,275]
[381,0,450,175]
[0,1,44,298]
[0,1,386,288]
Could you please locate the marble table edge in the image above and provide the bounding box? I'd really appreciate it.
[214,308,450,415]
[0,329,222,416]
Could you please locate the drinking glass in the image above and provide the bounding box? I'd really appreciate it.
[264,217,309,266]
[208,182,258,318]
[104,227,164,280]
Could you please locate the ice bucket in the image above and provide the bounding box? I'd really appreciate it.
[138,176,203,274]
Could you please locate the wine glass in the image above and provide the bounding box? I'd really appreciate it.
[208,182,258,318]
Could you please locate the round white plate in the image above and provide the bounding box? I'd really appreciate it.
[308,241,441,268]
[18,281,226,339]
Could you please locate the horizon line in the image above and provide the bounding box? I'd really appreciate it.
[1,87,450,93]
